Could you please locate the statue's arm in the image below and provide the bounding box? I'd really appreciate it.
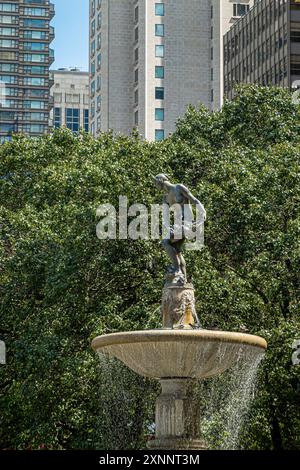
[179,185,206,220]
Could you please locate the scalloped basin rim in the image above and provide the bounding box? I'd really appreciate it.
[92,329,268,351]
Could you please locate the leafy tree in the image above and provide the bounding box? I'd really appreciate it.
[0,85,299,449]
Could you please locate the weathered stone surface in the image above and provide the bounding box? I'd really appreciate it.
[148,437,207,450]
[147,379,206,450]
[161,284,199,329]
[92,330,267,380]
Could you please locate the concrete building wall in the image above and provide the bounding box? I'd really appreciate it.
[149,0,211,140]
[90,0,134,135]
[89,0,254,140]
[50,69,89,132]
[107,0,134,134]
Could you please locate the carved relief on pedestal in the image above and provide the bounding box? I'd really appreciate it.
[161,283,200,330]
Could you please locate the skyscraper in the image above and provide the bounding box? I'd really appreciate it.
[224,0,299,100]
[89,0,253,141]
[0,0,55,143]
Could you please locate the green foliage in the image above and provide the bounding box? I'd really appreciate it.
[0,85,299,449]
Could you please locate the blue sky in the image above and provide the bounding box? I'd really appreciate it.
[51,0,89,71]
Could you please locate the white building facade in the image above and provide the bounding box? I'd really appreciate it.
[50,68,89,132]
[89,0,253,141]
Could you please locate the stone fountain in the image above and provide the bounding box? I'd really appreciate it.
[92,174,267,450]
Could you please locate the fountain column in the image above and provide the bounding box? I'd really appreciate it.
[148,379,207,450]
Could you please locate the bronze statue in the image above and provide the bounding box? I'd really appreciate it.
[153,174,206,286]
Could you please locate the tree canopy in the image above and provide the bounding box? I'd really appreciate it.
[0,85,299,450]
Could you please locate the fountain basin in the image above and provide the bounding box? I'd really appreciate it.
[92,329,267,380]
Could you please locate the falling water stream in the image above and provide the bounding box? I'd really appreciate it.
[199,347,264,450]
[96,345,264,450]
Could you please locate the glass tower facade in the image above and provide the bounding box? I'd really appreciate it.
[0,0,55,143]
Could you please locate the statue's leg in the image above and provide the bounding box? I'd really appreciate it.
[162,239,180,272]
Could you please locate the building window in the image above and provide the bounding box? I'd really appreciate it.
[23,124,46,134]
[134,68,139,83]
[155,45,165,57]
[155,129,165,141]
[91,0,95,16]
[135,5,139,23]
[84,109,89,132]
[24,100,47,110]
[135,26,139,42]
[97,53,101,70]
[54,108,61,128]
[97,95,101,111]
[155,3,165,16]
[0,136,12,143]
[155,66,164,78]
[0,27,17,36]
[24,77,45,86]
[134,89,138,105]
[135,47,139,62]
[0,63,17,72]
[97,75,101,91]
[66,108,80,132]
[97,115,101,131]
[155,24,164,37]
[134,110,138,126]
[233,4,250,17]
[155,108,164,121]
[53,93,62,103]
[291,31,300,43]
[155,87,164,99]
[97,12,101,29]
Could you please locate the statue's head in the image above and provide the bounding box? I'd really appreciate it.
[153,173,170,190]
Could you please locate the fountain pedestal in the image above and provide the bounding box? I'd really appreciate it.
[148,379,206,450]
[161,283,200,329]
